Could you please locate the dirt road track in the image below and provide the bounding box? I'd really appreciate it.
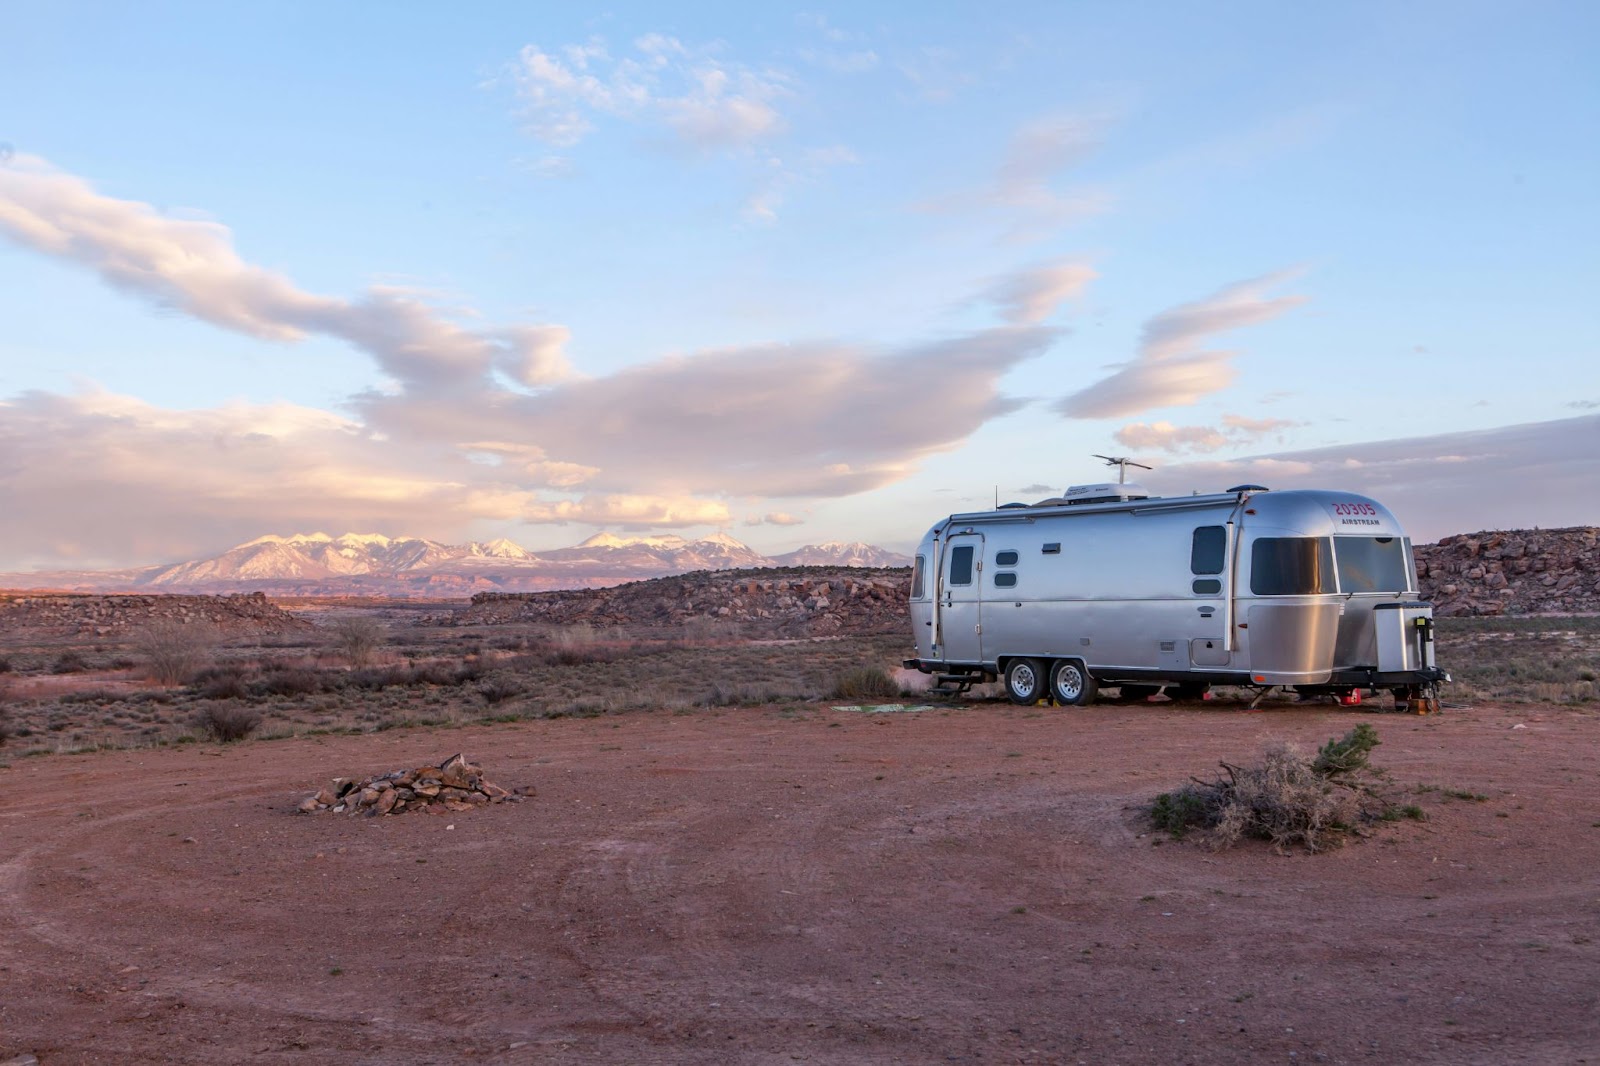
[2,701,1597,1064]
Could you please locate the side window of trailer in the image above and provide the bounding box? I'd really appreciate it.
[910,555,926,599]
[948,545,975,585]
[992,548,1019,589]
[1191,526,1226,574]
[1250,537,1335,595]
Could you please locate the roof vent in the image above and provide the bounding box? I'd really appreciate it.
[1062,482,1151,505]
[1227,484,1270,494]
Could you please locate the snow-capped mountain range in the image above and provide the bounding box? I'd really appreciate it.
[2,532,911,596]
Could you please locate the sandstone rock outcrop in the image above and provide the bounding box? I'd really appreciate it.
[455,566,912,635]
[1414,527,1599,616]
[0,591,315,637]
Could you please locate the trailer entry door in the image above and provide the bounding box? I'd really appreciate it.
[1190,525,1230,665]
[938,532,985,664]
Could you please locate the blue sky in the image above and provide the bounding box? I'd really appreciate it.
[1,1,1596,570]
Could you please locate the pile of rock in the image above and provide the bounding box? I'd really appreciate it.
[298,753,530,816]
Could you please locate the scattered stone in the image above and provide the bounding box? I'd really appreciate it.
[300,754,524,817]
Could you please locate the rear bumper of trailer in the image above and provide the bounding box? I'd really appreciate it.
[1328,666,1451,688]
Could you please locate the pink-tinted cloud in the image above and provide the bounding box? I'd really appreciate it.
[0,156,1063,567]
[1055,272,1307,419]
[1142,414,1600,542]
[0,155,576,391]
[987,260,1097,324]
[1114,413,1301,454]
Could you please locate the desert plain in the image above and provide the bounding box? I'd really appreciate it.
[1,603,1598,1065]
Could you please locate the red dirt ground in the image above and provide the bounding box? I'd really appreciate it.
[2,700,1597,1065]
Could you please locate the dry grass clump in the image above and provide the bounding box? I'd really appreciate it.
[330,617,386,667]
[1150,725,1407,854]
[831,665,900,699]
[138,620,218,686]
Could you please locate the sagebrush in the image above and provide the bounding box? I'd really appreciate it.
[1151,724,1399,854]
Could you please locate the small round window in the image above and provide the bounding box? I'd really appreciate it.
[994,572,1018,588]
[995,550,1019,566]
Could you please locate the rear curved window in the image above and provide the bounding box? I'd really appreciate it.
[1250,537,1334,595]
[910,555,926,599]
[1334,536,1413,593]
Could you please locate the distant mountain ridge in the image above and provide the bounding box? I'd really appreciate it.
[0,531,911,597]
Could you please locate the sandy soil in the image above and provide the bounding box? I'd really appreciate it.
[2,700,1597,1065]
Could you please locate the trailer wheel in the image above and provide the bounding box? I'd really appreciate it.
[1004,658,1045,705]
[1049,659,1098,706]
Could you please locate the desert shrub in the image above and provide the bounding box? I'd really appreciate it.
[330,617,386,668]
[190,666,251,700]
[698,681,795,707]
[831,665,899,699]
[195,703,261,743]
[0,656,12,674]
[547,645,616,666]
[1150,725,1392,854]
[255,667,326,697]
[58,688,120,704]
[138,620,218,686]
[51,650,89,674]
[478,676,525,705]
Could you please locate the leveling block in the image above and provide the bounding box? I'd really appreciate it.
[831,704,938,714]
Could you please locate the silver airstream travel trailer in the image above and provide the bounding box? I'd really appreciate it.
[904,480,1447,710]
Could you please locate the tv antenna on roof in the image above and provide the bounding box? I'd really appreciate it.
[1092,455,1152,485]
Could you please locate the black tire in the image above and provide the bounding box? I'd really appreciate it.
[1049,659,1098,706]
[1004,658,1045,705]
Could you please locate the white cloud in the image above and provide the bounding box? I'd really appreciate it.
[1056,271,1307,419]
[917,111,1116,238]
[895,46,973,103]
[511,36,790,153]
[746,511,805,527]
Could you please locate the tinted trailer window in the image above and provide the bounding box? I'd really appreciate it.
[1333,536,1413,593]
[1250,537,1334,595]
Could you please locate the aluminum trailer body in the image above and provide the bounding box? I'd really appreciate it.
[904,485,1447,707]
